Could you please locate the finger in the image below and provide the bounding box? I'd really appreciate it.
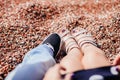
[113,57,118,65]
[113,54,120,65]
[64,73,73,80]
[60,67,67,75]
[117,65,120,71]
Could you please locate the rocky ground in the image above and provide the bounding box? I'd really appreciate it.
[0,0,120,79]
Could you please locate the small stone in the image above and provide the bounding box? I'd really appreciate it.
[12,57,16,61]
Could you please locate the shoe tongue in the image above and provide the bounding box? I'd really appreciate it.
[46,43,54,52]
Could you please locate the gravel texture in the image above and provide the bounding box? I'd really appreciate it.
[0,0,120,79]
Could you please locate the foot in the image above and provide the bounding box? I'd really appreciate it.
[71,27,98,52]
[42,33,61,58]
[58,29,79,54]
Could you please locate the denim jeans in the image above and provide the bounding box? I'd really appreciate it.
[5,44,56,80]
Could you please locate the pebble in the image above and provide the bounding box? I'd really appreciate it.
[0,0,120,80]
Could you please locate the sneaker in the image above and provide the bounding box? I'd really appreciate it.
[42,33,61,58]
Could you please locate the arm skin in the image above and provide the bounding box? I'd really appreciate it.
[43,64,72,80]
[44,54,120,80]
[43,64,61,80]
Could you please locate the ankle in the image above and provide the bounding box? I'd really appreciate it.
[81,43,105,55]
[68,48,81,54]
[65,39,74,45]
[81,43,95,52]
[46,43,54,52]
[64,39,79,53]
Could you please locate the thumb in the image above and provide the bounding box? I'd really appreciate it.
[113,54,120,65]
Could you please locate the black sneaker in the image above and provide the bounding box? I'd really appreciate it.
[42,33,61,58]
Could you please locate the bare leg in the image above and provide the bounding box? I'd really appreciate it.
[59,29,84,74]
[60,47,84,73]
[82,43,111,69]
[71,28,111,69]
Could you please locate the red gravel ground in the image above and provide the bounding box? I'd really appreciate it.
[0,0,120,79]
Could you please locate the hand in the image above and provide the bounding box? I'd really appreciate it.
[116,65,120,71]
[113,54,120,65]
[43,64,61,80]
[43,64,72,80]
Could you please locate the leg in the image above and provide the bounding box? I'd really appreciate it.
[60,48,84,73]
[5,33,61,80]
[82,43,111,69]
[5,44,56,80]
[59,29,84,74]
[71,28,111,69]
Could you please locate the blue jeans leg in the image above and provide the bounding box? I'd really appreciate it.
[5,44,56,80]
